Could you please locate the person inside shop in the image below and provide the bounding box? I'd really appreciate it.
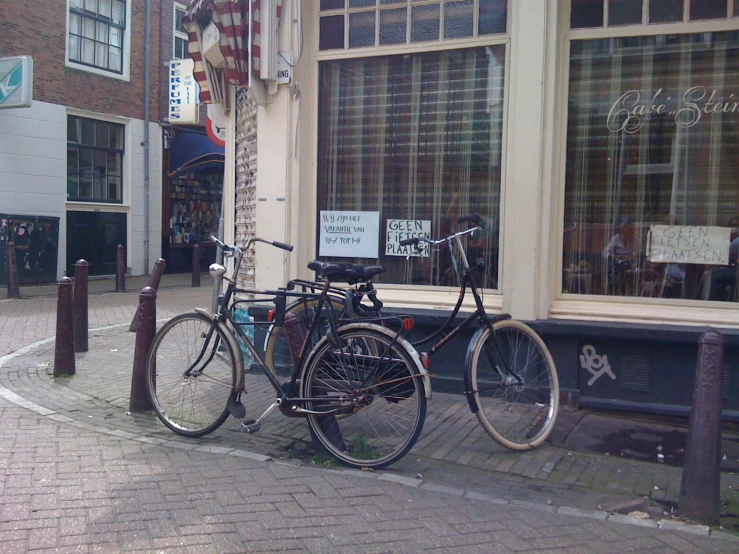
[708,217,739,301]
[602,218,638,294]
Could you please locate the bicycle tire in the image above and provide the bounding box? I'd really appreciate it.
[466,319,559,451]
[264,297,345,378]
[146,313,237,437]
[301,323,427,469]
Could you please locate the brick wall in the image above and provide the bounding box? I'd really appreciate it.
[0,0,161,122]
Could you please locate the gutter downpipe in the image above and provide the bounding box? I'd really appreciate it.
[143,0,152,275]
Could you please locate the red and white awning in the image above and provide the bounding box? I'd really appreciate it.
[182,0,281,104]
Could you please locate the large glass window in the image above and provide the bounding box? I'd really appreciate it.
[67,116,124,203]
[317,46,505,288]
[562,32,739,302]
[68,0,126,73]
[174,5,188,59]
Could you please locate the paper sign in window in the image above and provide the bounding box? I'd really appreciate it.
[648,225,730,265]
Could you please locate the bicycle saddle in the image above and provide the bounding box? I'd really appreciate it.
[307,260,385,284]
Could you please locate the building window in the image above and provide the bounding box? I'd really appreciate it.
[68,0,126,73]
[67,115,124,203]
[317,46,505,288]
[562,31,739,302]
[319,0,507,51]
[571,0,733,28]
[174,4,188,59]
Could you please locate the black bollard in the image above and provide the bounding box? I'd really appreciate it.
[192,244,201,288]
[115,244,126,293]
[53,277,75,377]
[130,286,156,412]
[679,329,724,526]
[129,258,166,332]
[6,241,20,299]
[73,260,89,353]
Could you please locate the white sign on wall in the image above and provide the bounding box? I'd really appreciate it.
[648,225,731,265]
[386,219,431,257]
[0,56,33,109]
[169,59,197,124]
[319,211,379,258]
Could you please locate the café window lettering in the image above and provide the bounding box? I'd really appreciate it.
[562,32,739,303]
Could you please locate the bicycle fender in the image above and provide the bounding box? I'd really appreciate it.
[301,322,432,400]
[463,325,489,414]
[195,308,246,392]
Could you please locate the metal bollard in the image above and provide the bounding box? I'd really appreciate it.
[73,260,89,353]
[130,286,156,412]
[53,277,76,377]
[6,241,20,299]
[192,244,200,288]
[129,258,166,332]
[115,244,126,293]
[679,329,724,526]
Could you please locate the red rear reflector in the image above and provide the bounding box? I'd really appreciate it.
[420,352,430,369]
[268,309,275,322]
[402,317,414,331]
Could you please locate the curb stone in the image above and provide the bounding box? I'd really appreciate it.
[1,330,739,543]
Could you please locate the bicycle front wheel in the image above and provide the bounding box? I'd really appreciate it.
[467,319,558,451]
[302,324,427,469]
[146,313,236,437]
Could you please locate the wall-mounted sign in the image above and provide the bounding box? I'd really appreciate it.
[206,103,226,147]
[277,53,292,85]
[319,211,379,258]
[648,225,730,265]
[386,219,431,257]
[0,56,33,109]
[169,59,197,124]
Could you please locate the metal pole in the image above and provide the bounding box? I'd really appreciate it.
[212,198,225,312]
[53,277,75,377]
[129,258,166,332]
[192,244,201,287]
[679,329,724,526]
[6,241,20,299]
[116,244,126,292]
[143,0,151,276]
[130,286,156,412]
[73,259,89,353]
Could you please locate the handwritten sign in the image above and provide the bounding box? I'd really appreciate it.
[607,87,739,133]
[648,225,730,266]
[319,211,379,258]
[385,219,431,257]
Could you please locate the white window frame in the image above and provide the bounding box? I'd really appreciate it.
[550,0,739,327]
[310,7,511,308]
[65,0,132,81]
[174,2,189,60]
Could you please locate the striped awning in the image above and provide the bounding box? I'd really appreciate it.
[183,0,281,104]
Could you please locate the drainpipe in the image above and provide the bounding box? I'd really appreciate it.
[143,0,152,275]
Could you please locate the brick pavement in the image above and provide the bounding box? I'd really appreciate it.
[2,283,739,550]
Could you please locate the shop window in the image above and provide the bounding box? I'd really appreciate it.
[174,4,188,59]
[562,32,739,303]
[320,0,506,50]
[571,0,732,28]
[317,47,504,288]
[67,115,124,203]
[68,0,126,73]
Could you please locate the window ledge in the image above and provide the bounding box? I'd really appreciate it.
[549,297,739,329]
[373,284,502,312]
[66,201,129,211]
[65,60,130,81]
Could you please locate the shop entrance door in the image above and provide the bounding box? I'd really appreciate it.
[66,211,127,276]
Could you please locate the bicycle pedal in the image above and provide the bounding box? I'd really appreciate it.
[241,420,261,434]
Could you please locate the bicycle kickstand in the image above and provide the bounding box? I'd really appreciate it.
[241,401,280,434]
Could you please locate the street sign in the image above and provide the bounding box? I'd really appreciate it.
[0,56,33,109]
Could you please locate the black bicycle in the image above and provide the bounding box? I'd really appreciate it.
[265,215,559,451]
[145,236,431,469]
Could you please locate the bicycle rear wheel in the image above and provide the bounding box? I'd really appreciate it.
[146,313,236,437]
[466,319,558,451]
[302,324,427,469]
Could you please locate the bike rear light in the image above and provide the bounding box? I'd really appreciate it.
[420,352,430,369]
[402,317,414,331]
[267,309,275,322]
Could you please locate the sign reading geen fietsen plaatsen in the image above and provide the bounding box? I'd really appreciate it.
[648,225,731,265]
[319,211,379,258]
[386,219,431,257]
[169,59,197,124]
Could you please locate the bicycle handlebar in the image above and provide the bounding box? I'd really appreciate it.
[210,235,294,253]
